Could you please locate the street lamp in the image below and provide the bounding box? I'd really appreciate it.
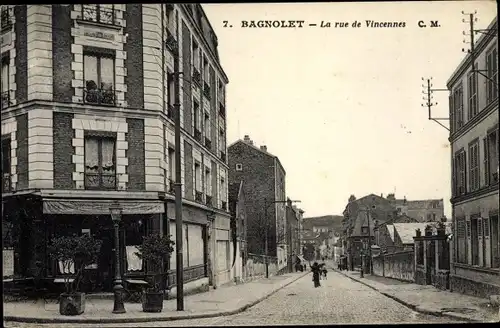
[263,198,301,278]
[109,203,126,314]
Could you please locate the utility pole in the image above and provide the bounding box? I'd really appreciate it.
[173,9,184,312]
[264,198,269,279]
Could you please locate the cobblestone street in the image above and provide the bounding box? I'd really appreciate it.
[4,271,464,327]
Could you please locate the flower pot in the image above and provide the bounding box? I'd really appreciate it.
[142,290,164,313]
[59,293,85,316]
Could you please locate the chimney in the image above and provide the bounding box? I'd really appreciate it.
[260,145,267,152]
[243,135,254,145]
[380,193,384,198]
[403,196,407,204]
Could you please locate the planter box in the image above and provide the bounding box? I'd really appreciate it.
[142,291,164,313]
[59,293,85,316]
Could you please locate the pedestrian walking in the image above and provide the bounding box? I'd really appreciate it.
[311,262,321,288]
[322,266,328,280]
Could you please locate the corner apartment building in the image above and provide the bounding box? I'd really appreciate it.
[227,135,288,270]
[1,4,233,291]
[447,16,499,299]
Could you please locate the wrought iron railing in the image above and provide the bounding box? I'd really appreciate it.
[192,69,202,87]
[203,82,211,100]
[1,90,11,109]
[81,5,118,26]
[204,137,211,150]
[84,173,117,190]
[221,201,227,211]
[165,29,177,54]
[205,195,212,207]
[1,7,12,31]
[219,103,225,118]
[220,151,226,162]
[195,191,203,202]
[194,128,202,142]
[84,87,116,106]
[2,173,11,192]
[168,179,175,194]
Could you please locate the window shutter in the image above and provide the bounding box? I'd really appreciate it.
[483,218,490,237]
[449,94,454,133]
[484,138,489,186]
[466,220,471,238]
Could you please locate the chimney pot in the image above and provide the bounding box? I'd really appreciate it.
[260,145,267,152]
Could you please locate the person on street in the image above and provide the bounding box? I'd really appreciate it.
[311,262,321,288]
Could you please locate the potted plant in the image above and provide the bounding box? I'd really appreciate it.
[135,233,175,313]
[47,234,102,316]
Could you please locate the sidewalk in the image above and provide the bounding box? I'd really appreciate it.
[4,271,308,324]
[335,269,499,323]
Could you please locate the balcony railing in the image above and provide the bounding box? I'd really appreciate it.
[84,173,117,190]
[84,88,116,106]
[203,82,211,100]
[1,90,11,110]
[219,102,226,118]
[205,195,212,207]
[3,173,11,193]
[194,128,202,142]
[165,29,177,54]
[81,5,119,26]
[221,201,227,211]
[167,104,174,119]
[1,7,12,31]
[195,191,203,203]
[220,151,226,162]
[204,137,212,150]
[192,69,202,87]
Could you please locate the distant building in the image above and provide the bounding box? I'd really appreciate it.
[446,16,499,299]
[302,215,343,260]
[286,198,304,271]
[374,214,420,253]
[386,194,445,222]
[227,135,288,270]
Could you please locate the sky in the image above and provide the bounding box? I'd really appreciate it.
[202,1,497,218]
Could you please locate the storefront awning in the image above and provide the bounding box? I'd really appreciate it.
[43,199,165,215]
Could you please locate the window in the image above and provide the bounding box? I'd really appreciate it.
[218,79,225,104]
[168,147,175,192]
[192,40,200,70]
[1,6,12,32]
[1,56,9,109]
[361,227,368,235]
[167,72,174,118]
[219,128,225,153]
[205,167,211,196]
[484,129,499,186]
[193,100,201,139]
[220,177,227,210]
[432,213,436,221]
[471,217,480,265]
[452,84,464,130]
[235,163,243,171]
[84,135,116,190]
[203,56,209,82]
[165,4,175,33]
[467,66,478,120]
[468,142,480,192]
[456,217,467,264]
[84,52,115,105]
[486,47,498,103]
[454,150,467,196]
[82,5,116,25]
[2,138,11,192]
[194,162,201,192]
[204,112,210,139]
[491,215,499,268]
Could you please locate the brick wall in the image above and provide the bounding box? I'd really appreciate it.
[14,5,27,103]
[53,112,74,189]
[15,114,28,189]
[228,142,277,256]
[126,118,145,190]
[52,5,72,103]
[124,4,144,108]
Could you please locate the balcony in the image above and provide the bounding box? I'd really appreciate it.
[165,28,178,54]
[221,201,227,211]
[1,90,11,110]
[195,191,203,203]
[203,82,211,100]
[1,7,12,32]
[219,102,226,118]
[194,128,202,142]
[192,69,202,87]
[220,151,226,162]
[205,195,212,207]
[204,137,212,150]
[3,173,11,193]
[81,5,119,26]
[167,104,174,119]
[84,173,117,190]
[84,88,116,106]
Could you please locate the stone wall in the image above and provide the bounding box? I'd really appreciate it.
[372,250,414,282]
[244,253,278,280]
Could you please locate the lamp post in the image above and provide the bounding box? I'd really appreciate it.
[263,198,301,278]
[109,203,126,314]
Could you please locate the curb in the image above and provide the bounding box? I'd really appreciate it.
[333,269,485,323]
[4,272,309,324]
